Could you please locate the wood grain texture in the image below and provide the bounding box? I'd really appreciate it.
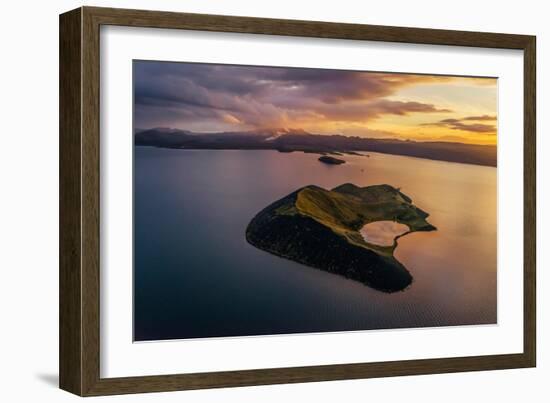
[59,8,82,396]
[81,7,102,396]
[59,6,537,396]
[523,38,536,367]
[86,6,532,49]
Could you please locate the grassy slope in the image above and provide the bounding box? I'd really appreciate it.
[276,183,435,256]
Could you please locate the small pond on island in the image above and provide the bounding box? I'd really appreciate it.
[360,221,410,247]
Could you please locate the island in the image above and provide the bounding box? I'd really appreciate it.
[318,155,346,165]
[245,183,436,292]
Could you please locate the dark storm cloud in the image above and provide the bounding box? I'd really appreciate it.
[133,60,454,130]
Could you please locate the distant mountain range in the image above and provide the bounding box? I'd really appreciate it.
[134,127,497,167]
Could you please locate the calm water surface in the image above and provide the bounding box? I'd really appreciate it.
[134,147,497,341]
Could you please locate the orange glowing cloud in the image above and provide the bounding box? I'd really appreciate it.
[134,61,497,145]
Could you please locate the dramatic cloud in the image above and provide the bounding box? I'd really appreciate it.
[316,100,451,122]
[133,61,497,144]
[421,115,497,134]
[134,61,458,131]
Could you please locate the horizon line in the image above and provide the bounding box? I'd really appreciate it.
[134,126,497,147]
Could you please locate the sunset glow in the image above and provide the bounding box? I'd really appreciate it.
[134,61,497,145]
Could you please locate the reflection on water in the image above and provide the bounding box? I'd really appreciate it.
[134,147,497,341]
[360,221,410,246]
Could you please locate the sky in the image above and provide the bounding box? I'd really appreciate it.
[134,60,497,145]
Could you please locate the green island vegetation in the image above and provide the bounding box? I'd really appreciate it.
[318,155,346,165]
[246,183,436,292]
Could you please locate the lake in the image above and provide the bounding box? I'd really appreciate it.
[134,147,497,341]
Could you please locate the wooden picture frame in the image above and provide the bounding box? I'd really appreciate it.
[59,6,536,396]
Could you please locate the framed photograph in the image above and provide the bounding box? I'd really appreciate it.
[59,6,536,396]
